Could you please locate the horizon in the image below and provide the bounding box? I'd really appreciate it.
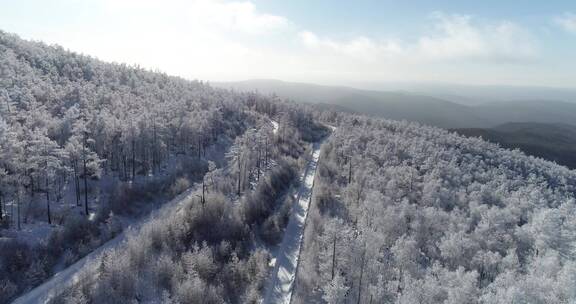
[2,0,576,88]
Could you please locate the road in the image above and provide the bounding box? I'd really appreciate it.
[12,181,201,304]
[262,139,324,304]
[13,119,281,304]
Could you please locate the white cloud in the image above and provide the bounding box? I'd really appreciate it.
[554,12,576,34]
[298,31,402,60]
[38,0,293,81]
[417,12,537,62]
[13,1,550,85]
[102,0,289,35]
[299,12,537,64]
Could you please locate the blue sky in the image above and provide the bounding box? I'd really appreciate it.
[1,0,575,87]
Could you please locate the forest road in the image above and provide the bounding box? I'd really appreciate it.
[262,135,327,304]
[11,184,200,304]
[13,119,280,304]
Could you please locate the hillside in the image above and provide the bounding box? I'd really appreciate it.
[294,116,576,303]
[454,122,576,169]
[474,101,576,128]
[0,31,327,303]
[217,80,576,129]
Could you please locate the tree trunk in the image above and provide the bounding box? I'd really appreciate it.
[237,156,241,196]
[348,158,353,184]
[123,153,127,181]
[397,267,403,294]
[83,133,89,216]
[10,194,14,228]
[57,174,64,201]
[132,139,136,181]
[357,250,365,304]
[257,146,261,181]
[242,160,248,192]
[203,137,206,157]
[17,189,21,230]
[73,160,80,206]
[84,156,89,216]
[201,179,206,206]
[30,174,35,197]
[332,235,337,280]
[46,168,51,225]
[265,137,269,167]
[153,119,157,174]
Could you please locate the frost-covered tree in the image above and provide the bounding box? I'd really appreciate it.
[294,116,576,303]
[0,29,326,302]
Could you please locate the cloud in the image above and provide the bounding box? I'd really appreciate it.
[299,12,537,64]
[186,0,290,34]
[291,13,542,84]
[17,1,546,84]
[40,0,294,81]
[102,0,289,35]
[298,31,402,60]
[554,12,576,34]
[417,12,537,62]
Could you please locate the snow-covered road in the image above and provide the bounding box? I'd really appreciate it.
[263,139,324,304]
[13,119,281,304]
[12,185,199,304]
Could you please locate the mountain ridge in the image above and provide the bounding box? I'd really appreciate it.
[215,79,576,129]
[453,122,576,169]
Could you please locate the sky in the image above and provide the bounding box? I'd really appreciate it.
[1,0,576,87]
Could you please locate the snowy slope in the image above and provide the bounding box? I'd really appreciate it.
[263,140,323,304]
[12,184,200,304]
[14,120,281,304]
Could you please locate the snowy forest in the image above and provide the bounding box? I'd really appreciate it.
[2,29,576,304]
[0,30,326,303]
[294,116,576,303]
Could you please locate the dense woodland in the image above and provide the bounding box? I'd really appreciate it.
[49,128,316,303]
[2,30,576,304]
[454,122,576,170]
[0,30,324,303]
[295,116,576,303]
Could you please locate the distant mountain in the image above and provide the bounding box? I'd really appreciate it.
[352,82,576,105]
[215,79,488,128]
[453,122,576,169]
[215,80,576,129]
[474,100,576,127]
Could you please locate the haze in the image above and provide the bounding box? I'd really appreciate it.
[2,0,576,88]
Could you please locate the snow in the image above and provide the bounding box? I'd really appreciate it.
[11,135,235,303]
[13,121,327,304]
[271,120,279,135]
[11,184,200,304]
[262,140,323,304]
[1,221,53,246]
[1,173,119,247]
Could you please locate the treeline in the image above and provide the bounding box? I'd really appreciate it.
[294,116,576,303]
